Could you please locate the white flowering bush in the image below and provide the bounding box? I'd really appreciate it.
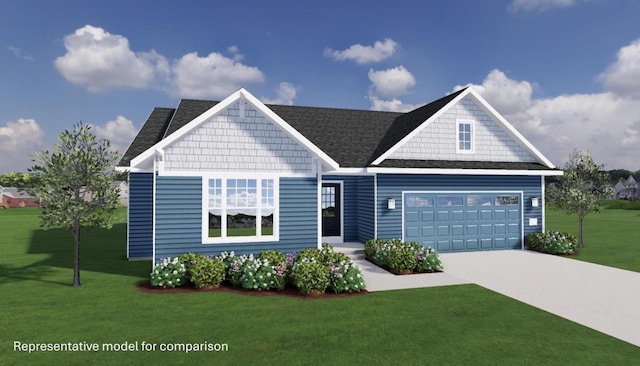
[328,260,366,293]
[240,257,286,291]
[527,231,577,255]
[150,257,186,288]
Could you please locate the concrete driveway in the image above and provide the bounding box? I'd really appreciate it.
[440,250,640,347]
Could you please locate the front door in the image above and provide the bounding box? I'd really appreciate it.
[322,183,341,237]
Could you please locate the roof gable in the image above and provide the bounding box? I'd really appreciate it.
[119,107,174,167]
[371,87,555,168]
[128,89,339,171]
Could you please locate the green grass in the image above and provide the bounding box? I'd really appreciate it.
[1,208,639,365]
[545,206,640,272]
[208,226,273,237]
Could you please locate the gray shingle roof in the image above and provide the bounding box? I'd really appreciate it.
[119,88,552,171]
[119,107,175,166]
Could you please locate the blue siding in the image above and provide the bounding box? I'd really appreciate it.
[128,172,153,258]
[153,176,317,263]
[322,175,375,243]
[356,176,375,242]
[376,174,543,244]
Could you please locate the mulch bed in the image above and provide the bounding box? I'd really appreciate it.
[365,258,442,275]
[137,280,368,299]
[526,249,581,257]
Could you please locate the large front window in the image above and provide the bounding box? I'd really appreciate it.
[204,177,277,242]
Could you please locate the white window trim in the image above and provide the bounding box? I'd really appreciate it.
[201,175,279,244]
[456,119,475,154]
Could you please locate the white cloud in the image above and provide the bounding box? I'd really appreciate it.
[7,46,34,61]
[54,25,165,92]
[325,38,398,64]
[368,66,416,99]
[93,116,138,151]
[55,26,264,99]
[454,69,533,115]
[599,38,640,98]
[368,96,420,112]
[0,119,44,173]
[508,0,576,12]
[262,82,297,105]
[170,52,264,99]
[461,69,640,169]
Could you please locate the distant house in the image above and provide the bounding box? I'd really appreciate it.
[619,175,640,200]
[1,187,40,208]
[614,181,626,199]
[118,87,561,262]
[114,181,129,206]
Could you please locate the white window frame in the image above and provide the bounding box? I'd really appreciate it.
[202,174,279,244]
[456,119,475,154]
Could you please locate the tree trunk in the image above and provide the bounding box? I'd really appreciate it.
[73,219,81,287]
[577,208,584,248]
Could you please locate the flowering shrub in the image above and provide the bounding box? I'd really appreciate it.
[292,258,330,294]
[526,231,577,255]
[328,260,366,293]
[367,239,443,273]
[150,257,186,288]
[415,245,444,272]
[364,238,386,259]
[240,256,286,291]
[295,248,325,263]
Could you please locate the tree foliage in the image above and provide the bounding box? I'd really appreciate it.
[547,150,613,248]
[29,123,121,286]
[0,171,40,188]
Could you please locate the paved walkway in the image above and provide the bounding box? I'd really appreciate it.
[334,243,640,347]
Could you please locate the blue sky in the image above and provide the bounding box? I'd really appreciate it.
[2,0,639,173]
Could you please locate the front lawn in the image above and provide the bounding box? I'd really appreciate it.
[1,208,639,365]
[545,207,640,272]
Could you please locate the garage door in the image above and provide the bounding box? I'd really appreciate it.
[404,192,522,252]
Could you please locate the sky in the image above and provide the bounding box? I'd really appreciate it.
[1,0,639,173]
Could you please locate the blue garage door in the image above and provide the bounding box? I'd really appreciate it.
[404,193,522,252]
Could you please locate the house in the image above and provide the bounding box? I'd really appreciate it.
[614,181,626,199]
[118,87,561,262]
[619,175,639,199]
[114,181,129,206]
[1,187,40,208]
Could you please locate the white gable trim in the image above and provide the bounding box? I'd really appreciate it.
[365,166,563,176]
[370,87,556,169]
[130,89,339,171]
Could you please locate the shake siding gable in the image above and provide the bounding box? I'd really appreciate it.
[162,101,313,173]
[376,174,542,242]
[388,96,536,163]
[128,173,153,259]
[153,176,317,263]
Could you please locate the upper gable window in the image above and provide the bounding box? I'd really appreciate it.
[456,120,474,153]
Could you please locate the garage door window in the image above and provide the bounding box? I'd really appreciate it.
[495,196,519,205]
[437,196,464,206]
[466,195,492,206]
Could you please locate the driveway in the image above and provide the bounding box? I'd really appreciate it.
[440,250,640,347]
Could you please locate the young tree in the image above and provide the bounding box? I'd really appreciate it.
[547,150,613,248]
[29,123,121,287]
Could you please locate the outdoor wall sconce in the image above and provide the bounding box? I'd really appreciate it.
[387,197,396,210]
[531,197,539,207]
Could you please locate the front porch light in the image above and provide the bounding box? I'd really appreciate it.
[387,197,396,210]
[531,197,539,207]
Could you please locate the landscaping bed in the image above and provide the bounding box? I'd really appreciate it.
[148,243,367,296]
[364,238,443,274]
[526,231,578,255]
